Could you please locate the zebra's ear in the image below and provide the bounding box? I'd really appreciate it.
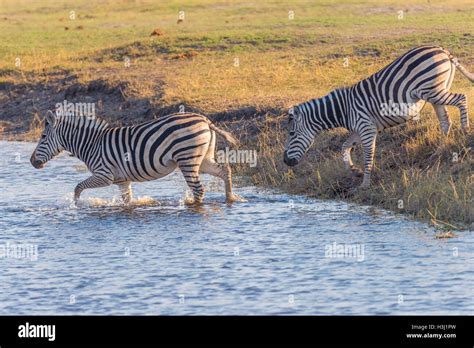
[45,110,57,126]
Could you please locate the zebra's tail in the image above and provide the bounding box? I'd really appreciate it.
[450,55,474,83]
[209,123,239,146]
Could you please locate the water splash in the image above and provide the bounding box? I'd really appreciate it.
[75,196,159,208]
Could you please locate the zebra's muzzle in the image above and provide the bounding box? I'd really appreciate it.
[30,156,44,169]
[283,152,298,167]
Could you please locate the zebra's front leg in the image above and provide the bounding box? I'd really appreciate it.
[117,181,133,204]
[74,174,113,203]
[359,127,378,188]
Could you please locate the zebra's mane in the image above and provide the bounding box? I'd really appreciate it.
[57,115,110,131]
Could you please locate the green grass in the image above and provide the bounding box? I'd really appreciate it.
[1,0,473,69]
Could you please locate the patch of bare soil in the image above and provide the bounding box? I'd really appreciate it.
[0,69,165,139]
[169,51,199,60]
[93,41,172,62]
[150,28,165,37]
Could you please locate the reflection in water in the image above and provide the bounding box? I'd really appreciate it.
[0,141,473,315]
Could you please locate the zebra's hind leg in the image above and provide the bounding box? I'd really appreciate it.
[342,132,362,177]
[74,174,113,203]
[117,182,132,204]
[432,104,452,135]
[421,90,469,132]
[359,126,378,188]
[178,162,205,205]
[199,159,246,203]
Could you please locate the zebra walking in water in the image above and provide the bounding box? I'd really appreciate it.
[30,111,246,204]
[283,45,473,188]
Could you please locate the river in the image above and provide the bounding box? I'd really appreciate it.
[0,141,472,315]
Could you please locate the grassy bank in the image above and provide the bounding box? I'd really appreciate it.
[0,0,472,228]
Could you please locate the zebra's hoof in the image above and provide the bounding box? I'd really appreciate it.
[348,183,369,195]
[226,194,247,203]
[184,199,203,206]
[72,199,83,209]
[347,186,360,195]
[350,167,363,178]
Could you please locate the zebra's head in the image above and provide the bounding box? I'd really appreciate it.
[283,105,316,167]
[30,111,64,169]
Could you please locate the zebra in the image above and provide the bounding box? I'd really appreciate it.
[283,45,473,188]
[30,111,246,204]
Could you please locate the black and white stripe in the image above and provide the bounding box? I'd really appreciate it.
[31,112,245,204]
[284,45,473,187]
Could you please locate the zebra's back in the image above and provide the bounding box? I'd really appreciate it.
[352,45,455,129]
[101,113,212,183]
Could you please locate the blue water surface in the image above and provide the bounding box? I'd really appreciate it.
[0,141,472,315]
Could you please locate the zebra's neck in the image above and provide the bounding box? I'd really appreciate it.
[56,116,109,168]
[300,88,348,131]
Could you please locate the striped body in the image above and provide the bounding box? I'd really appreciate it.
[348,45,460,130]
[31,112,244,204]
[95,113,213,183]
[284,46,473,187]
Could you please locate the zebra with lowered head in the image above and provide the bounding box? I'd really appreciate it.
[30,111,246,204]
[284,45,473,188]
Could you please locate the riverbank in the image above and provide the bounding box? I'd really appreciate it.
[1,80,472,229]
[0,0,472,229]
